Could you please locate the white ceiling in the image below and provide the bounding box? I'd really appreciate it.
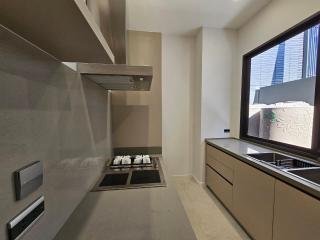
[127,0,271,35]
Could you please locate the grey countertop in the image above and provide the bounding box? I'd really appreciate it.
[54,159,197,240]
[206,138,320,200]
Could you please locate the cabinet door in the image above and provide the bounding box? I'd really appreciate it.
[206,166,233,210]
[273,180,320,240]
[233,160,275,240]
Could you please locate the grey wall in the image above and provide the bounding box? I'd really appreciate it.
[0,25,111,240]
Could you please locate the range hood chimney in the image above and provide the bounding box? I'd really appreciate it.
[79,0,153,91]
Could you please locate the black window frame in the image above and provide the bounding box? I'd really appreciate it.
[240,11,320,159]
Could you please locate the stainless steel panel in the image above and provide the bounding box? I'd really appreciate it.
[0,0,115,63]
[8,196,45,240]
[109,0,126,64]
[78,63,153,91]
[14,161,43,200]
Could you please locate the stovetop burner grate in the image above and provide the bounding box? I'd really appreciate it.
[110,155,154,168]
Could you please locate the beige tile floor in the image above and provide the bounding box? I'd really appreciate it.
[174,176,250,240]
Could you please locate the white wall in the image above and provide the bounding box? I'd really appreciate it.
[193,28,237,182]
[231,0,320,138]
[192,31,203,182]
[162,35,195,175]
[161,0,320,181]
[201,28,236,139]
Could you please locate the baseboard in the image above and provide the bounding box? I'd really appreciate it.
[171,174,205,186]
[191,175,205,186]
[172,174,192,177]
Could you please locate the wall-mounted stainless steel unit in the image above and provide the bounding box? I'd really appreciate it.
[14,161,43,200]
[108,0,127,64]
[78,63,153,91]
[0,0,115,63]
[0,0,128,64]
[7,196,45,240]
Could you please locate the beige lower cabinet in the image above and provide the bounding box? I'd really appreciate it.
[206,145,235,183]
[206,145,320,240]
[233,160,275,240]
[206,166,233,210]
[205,145,235,211]
[273,180,320,240]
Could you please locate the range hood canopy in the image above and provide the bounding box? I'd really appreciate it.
[77,63,153,91]
[76,1,153,91]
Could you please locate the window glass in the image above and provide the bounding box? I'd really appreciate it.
[247,24,319,148]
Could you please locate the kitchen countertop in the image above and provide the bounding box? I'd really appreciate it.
[206,138,320,200]
[54,159,197,240]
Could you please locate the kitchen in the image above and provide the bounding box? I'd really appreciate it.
[0,0,320,240]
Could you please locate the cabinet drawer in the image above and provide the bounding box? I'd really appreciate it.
[206,145,234,183]
[206,166,233,211]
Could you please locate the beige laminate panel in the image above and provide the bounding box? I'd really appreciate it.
[112,31,162,148]
[206,166,233,211]
[233,160,275,240]
[206,145,235,169]
[206,156,234,183]
[206,145,234,183]
[273,180,320,240]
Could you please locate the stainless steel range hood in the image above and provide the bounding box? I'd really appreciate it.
[77,63,153,91]
[76,0,153,91]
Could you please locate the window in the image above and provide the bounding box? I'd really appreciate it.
[241,12,320,157]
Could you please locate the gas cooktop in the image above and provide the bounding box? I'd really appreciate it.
[92,156,166,191]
